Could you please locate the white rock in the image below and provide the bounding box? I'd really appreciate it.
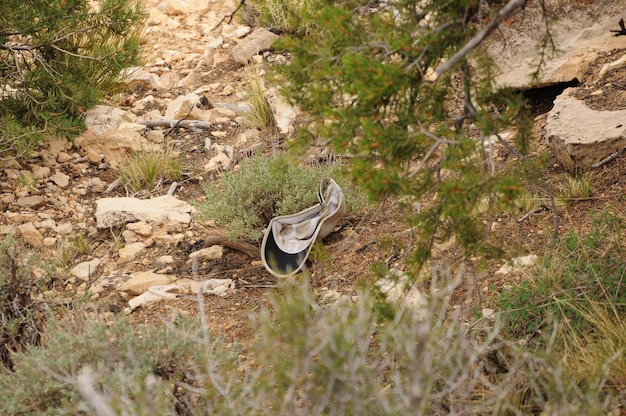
[377,270,428,318]
[87,178,107,193]
[188,245,223,262]
[54,223,73,234]
[75,128,152,168]
[50,172,70,188]
[84,105,127,135]
[482,308,496,320]
[235,25,251,38]
[164,93,207,120]
[71,258,102,280]
[123,67,162,90]
[118,242,146,263]
[488,9,625,89]
[546,88,626,169]
[204,152,231,172]
[598,53,626,80]
[95,195,195,229]
[264,87,298,134]
[126,221,153,236]
[122,230,139,244]
[495,254,538,275]
[156,255,174,264]
[119,270,174,296]
[31,165,50,179]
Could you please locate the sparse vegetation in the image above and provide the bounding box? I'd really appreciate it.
[500,210,626,344]
[196,154,368,241]
[116,146,183,192]
[1,1,626,415]
[245,63,276,129]
[0,237,44,371]
[557,172,594,204]
[0,271,622,415]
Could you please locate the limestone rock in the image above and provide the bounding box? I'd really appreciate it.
[598,53,626,80]
[118,242,146,263]
[17,222,44,248]
[122,67,162,90]
[95,195,195,229]
[17,196,46,209]
[546,88,626,169]
[50,172,70,188]
[119,270,174,296]
[231,28,279,64]
[71,258,102,280]
[30,165,51,179]
[487,7,625,89]
[164,93,210,120]
[126,221,153,236]
[84,105,127,135]
[377,270,428,319]
[188,245,223,262]
[75,128,152,168]
[264,87,298,134]
[204,144,233,172]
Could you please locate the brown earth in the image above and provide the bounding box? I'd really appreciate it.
[3,0,626,345]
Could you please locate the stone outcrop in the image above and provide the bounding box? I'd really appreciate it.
[95,195,195,229]
[487,3,626,89]
[546,88,626,169]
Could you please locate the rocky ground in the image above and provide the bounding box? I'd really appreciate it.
[1,0,625,342]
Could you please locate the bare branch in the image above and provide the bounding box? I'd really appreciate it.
[138,120,213,130]
[430,0,527,81]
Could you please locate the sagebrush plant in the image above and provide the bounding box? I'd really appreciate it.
[116,146,183,192]
[196,154,368,240]
[0,0,145,157]
[0,237,44,371]
[500,209,626,343]
[0,268,620,415]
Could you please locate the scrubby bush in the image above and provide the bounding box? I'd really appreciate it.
[0,237,45,371]
[196,154,368,241]
[0,270,620,415]
[500,210,626,341]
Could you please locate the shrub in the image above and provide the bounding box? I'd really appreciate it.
[0,0,145,157]
[500,209,626,343]
[195,154,367,241]
[0,269,619,415]
[0,237,45,371]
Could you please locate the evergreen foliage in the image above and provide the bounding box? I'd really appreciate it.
[0,0,144,158]
[265,0,540,270]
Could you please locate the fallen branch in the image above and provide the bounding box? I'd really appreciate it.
[430,0,528,81]
[591,148,625,168]
[139,120,213,130]
[204,236,259,258]
[517,205,549,223]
